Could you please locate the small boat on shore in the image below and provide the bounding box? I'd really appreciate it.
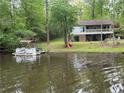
[12,40,45,56]
[12,48,45,56]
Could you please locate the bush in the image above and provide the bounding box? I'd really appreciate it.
[0,32,20,52]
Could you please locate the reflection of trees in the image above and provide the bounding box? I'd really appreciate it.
[110,54,124,93]
[82,53,124,93]
[0,55,22,93]
[21,57,49,93]
[0,54,49,93]
[71,53,124,93]
[0,53,78,93]
[46,53,78,93]
[71,53,108,93]
[115,54,124,81]
[86,65,107,93]
[1,53,124,93]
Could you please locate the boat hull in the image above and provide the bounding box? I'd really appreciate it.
[12,51,45,56]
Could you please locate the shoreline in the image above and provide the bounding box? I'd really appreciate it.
[37,39,124,53]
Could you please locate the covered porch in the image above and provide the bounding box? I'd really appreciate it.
[74,34,113,42]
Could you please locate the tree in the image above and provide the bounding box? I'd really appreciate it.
[83,0,96,19]
[20,0,45,40]
[0,0,21,52]
[0,0,45,52]
[50,0,78,48]
[82,0,108,19]
[45,0,50,51]
[109,0,124,23]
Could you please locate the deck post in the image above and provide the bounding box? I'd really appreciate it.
[101,24,103,41]
[85,26,86,32]
[109,25,111,31]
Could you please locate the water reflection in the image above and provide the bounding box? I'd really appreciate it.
[0,53,124,93]
[13,56,38,63]
[71,53,124,93]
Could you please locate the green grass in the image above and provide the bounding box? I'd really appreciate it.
[37,38,124,53]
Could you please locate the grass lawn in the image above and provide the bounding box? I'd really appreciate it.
[37,38,124,53]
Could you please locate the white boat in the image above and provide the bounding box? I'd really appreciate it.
[12,48,45,56]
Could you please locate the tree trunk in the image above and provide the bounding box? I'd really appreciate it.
[64,27,68,47]
[45,0,50,51]
[63,15,72,48]
[91,0,95,19]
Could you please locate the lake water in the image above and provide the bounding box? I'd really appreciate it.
[0,53,124,93]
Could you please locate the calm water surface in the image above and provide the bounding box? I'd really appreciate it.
[0,53,124,93]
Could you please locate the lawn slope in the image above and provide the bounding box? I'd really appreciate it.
[37,38,124,53]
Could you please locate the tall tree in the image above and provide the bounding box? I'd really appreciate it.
[109,0,124,23]
[0,0,21,51]
[84,0,96,19]
[83,0,109,19]
[20,0,45,40]
[45,0,50,51]
[50,0,78,48]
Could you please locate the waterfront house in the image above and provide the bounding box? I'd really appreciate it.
[72,20,114,41]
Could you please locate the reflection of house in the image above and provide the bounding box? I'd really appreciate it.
[72,20,114,41]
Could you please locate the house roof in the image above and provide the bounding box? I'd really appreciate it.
[79,20,113,26]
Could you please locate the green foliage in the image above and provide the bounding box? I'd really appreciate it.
[81,0,124,24]
[114,26,124,38]
[0,0,45,52]
[109,0,124,19]
[20,0,45,40]
[82,0,109,19]
[50,0,78,44]
[1,0,124,52]
[0,32,20,52]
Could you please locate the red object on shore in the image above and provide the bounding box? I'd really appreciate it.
[64,43,72,48]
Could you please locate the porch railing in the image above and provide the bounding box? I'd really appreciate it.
[86,29,112,32]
